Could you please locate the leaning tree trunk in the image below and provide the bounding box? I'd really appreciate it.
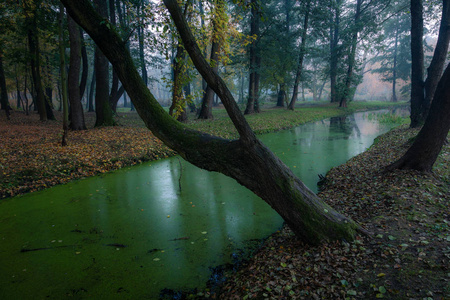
[386,62,450,172]
[62,0,363,245]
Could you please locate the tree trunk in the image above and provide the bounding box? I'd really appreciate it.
[109,0,120,113]
[198,57,218,120]
[68,14,87,130]
[169,43,187,122]
[288,0,311,110]
[44,87,55,120]
[277,84,286,107]
[245,0,261,115]
[386,62,450,172]
[59,3,69,146]
[422,0,450,120]
[329,0,341,103]
[138,2,148,87]
[23,76,30,115]
[198,1,224,120]
[93,0,115,127]
[15,69,23,111]
[409,0,425,128]
[24,0,46,121]
[0,48,11,120]
[88,67,95,112]
[392,16,399,102]
[62,0,362,245]
[339,0,362,108]
[79,28,88,100]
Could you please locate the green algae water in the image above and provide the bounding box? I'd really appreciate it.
[0,109,406,299]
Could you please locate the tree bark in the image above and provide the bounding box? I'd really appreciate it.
[88,67,95,112]
[392,16,399,102]
[59,3,69,146]
[109,0,120,112]
[62,0,362,245]
[0,48,11,120]
[422,0,450,120]
[409,0,425,128]
[93,0,115,127]
[198,0,224,120]
[386,62,450,172]
[79,28,88,100]
[245,0,261,115]
[68,14,87,130]
[24,0,46,121]
[277,84,286,107]
[169,43,188,122]
[329,0,341,103]
[138,1,148,87]
[339,0,362,108]
[288,0,311,110]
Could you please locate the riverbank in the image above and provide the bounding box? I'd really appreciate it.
[214,125,449,299]
[0,101,404,199]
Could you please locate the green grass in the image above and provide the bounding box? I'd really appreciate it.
[367,112,410,125]
[183,101,408,139]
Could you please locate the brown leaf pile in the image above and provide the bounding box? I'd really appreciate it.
[0,111,175,198]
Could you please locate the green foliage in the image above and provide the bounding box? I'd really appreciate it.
[371,2,411,86]
[368,112,409,124]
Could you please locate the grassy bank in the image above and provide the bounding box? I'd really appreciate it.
[0,101,405,199]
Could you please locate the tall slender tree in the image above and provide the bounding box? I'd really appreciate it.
[67,14,87,130]
[24,0,47,121]
[338,0,362,108]
[0,48,11,120]
[244,0,261,114]
[93,0,115,126]
[59,3,69,145]
[288,0,312,110]
[329,0,342,103]
[198,0,226,119]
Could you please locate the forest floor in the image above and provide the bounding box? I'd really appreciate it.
[214,127,450,299]
[1,101,448,299]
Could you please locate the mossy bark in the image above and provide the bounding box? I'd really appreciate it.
[62,0,362,245]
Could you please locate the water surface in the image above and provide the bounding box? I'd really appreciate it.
[0,109,405,298]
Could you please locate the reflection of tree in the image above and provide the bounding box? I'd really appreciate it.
[329,115,361,140]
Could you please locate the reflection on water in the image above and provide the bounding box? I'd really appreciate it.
[0,109,407,299]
